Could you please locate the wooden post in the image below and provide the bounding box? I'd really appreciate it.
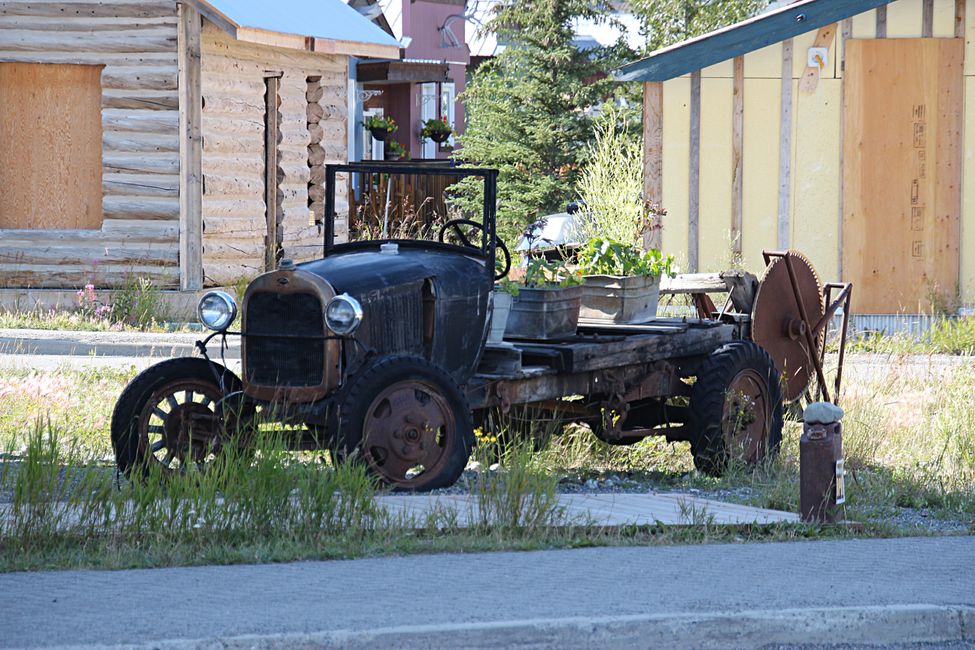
[956,0,967,38]
[778,39,794,251]
[642,81,663,250]
[177,1,203,291]
[264,74,282,271]
[876,5,887,38]
[688,71,702,273]
[922,0,934,37]
[731,56,744,261]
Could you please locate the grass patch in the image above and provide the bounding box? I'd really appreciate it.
[842,316,975,356]
[0,354,973,572]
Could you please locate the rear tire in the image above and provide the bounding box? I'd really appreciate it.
[337,355,474,491]
[688,342,784,477]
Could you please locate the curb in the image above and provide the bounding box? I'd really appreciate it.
[56,605,974,649]
[0,329,240,359]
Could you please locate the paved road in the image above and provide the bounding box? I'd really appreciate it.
[2,536,973,648]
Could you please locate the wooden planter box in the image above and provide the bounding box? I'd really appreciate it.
[579,274,661,324]
[504,285,582,340]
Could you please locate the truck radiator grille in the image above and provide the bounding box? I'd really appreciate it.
[358,283,424,356]
[244,292,324,387]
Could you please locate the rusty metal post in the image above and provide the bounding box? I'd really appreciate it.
[800,402,845,523]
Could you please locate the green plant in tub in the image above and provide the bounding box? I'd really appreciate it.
[577,238,676,280]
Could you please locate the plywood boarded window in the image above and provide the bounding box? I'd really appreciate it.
[842,39,964,314]
[0,63,104,230]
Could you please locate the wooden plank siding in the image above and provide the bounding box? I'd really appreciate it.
[646,0,975,310]
[0,0,181,289]
[199,22,349,286]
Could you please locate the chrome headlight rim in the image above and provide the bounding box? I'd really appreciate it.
[325,293,363,336]
[197,290,238,332]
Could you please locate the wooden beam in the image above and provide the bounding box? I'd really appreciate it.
[778,39,794,250]
[642,81,664,250]
[922,0,934,37]
[840,18,852,72]
[876,5,887,38]
[688,71,701,273]
[615,0,894,82]
[264,75,282,271]
[799,24,837,94]
[177,2,203,291]
[956,0,967,38]
[731,57,744,261]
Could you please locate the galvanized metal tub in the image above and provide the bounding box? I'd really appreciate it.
[579,274,661,324]
[504,285,583,340]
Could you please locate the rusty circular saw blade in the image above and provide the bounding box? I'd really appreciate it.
[751,251,825,403]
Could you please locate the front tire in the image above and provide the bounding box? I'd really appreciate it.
[110,357,249,477]
[338,355,474,491]
[688,341,784,477]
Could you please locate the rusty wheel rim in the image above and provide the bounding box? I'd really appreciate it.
[721,369,770,465]
[361,379,456,488]
[137,378,224,471]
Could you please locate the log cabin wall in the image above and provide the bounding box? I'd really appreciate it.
[0,0,181,289]
[199,22,350,286]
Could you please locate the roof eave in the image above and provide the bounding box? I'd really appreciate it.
[614,0,893,82]
[190,0,401,60]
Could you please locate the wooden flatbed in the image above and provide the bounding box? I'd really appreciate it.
[466,317,744,411]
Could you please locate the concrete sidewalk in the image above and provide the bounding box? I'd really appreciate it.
[2,536,973,649]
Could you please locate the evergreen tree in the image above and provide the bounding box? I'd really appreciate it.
[630,0,767,51]
[456,0,628,242]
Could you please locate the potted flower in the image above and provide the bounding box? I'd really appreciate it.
[384,140,406,161]
[420,117,453,144]
[503,254,583,340]
[364,115,397,142]
[576,238,676,324]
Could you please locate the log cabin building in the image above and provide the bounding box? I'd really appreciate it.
[620,0,975,316]
[0,0,400,303]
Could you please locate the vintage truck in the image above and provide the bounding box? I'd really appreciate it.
[111,162,851,491]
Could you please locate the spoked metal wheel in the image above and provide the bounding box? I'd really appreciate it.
[360,379,457,486]
[338,355,474,491]
[137,378,224,471]
[111,358,250,477]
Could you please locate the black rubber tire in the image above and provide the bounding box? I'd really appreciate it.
[110,357,245,476]
[688,341,784,477]
[337,355,474,492]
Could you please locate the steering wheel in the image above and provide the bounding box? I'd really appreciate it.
[437,218,511,280]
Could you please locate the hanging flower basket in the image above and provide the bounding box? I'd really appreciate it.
[363,115,397,142]
[421,117,453,144]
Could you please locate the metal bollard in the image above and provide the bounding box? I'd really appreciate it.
[800,402,846,523]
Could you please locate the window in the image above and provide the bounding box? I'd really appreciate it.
[440,82,456,147]
[0,63,104,230]
[420,82,437,159]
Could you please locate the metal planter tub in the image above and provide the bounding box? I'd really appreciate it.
[579,274,661,324]
[504,285,583,340]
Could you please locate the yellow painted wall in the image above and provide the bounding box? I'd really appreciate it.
[887,0,921,37]
[698,78,734,271]
[662,77,691,271]
[741,79,781,271]
[791,78,842,283]
[655,0,973,304]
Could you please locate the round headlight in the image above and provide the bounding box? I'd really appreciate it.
[325,294,363,336]
[197,291,238,331]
